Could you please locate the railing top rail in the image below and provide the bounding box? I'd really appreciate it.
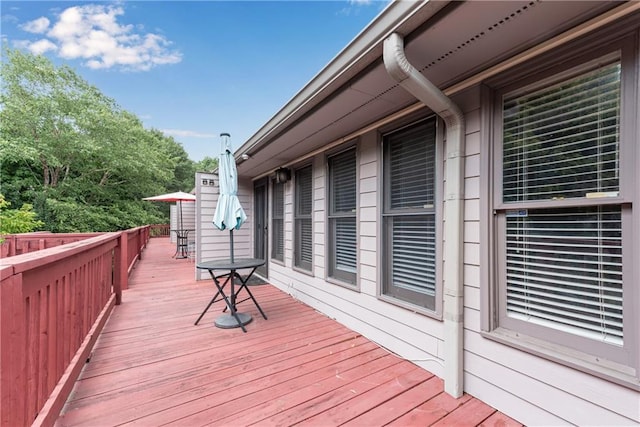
[0,232,121,277]
[124,225,149,235]
[1,232,102,239]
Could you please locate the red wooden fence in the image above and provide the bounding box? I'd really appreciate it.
[149,224,170,237]
[0,233,102,259]
[1,226,163,259]
[0,226,150,426]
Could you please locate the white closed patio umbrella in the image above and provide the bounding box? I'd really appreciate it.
[213,133,247,263]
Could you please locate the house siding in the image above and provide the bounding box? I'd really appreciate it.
[198,6,640,424]
[455,85,640,425]
[313,155,325,278]
[260,83,639,425]
[195,172,253,281]
[267,127,446,379]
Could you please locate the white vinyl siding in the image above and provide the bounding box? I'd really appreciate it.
[271,179,284,262]
[494,53,634,367]
[328,147,357,285]
[294,165,313,271]
[382,117,438,310]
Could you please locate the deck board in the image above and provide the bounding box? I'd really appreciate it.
[56,238,522,427]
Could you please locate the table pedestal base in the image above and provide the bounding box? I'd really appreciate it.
[215,312,252,329]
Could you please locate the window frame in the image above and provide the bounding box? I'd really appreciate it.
[379,116,443,315]
[326,145,358,286]
[271,178,285,263]
[293,163,313,272]
[484,34,639,387]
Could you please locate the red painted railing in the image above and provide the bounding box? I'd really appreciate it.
[0,226,150,426]
[125,227,149,280]
[149,224,170,237]
[0,233,102,258]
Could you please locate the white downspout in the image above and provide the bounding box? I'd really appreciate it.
[383,32,465,398]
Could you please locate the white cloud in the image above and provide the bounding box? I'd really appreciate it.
[16,4,181,72]
[2,14,19,24]
[161,129,217,139]
[26,39,57,55]
[20,17,50,34]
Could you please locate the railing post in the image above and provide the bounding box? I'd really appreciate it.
[113,232,127,304]
[138,229,143,261]
[0,272,27,426]
[9,236,16,257]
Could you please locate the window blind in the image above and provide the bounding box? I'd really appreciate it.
[296,166,313,216]
[389,124,435,209]
[506,206,623,345]
[392,215,436,295]
[329,149,357,282]
[330,150,357,214]
[383,118,437,310]
[298,218,312,265]
[501,61,624,346]
[272,180,284,261]
[335,217,357,273]
[295,165,313,270]
[503,62,620,202]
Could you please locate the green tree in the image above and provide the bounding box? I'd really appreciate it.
[195,156,219,173]
[148,129,195,192]
[1,48,196,232]
[0,194,44,238]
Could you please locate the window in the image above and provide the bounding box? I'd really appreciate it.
[294,165,313,271]
[271,179,284,262]
[382,117,438,311]
[492,45,636,374]
[328,147,357,285]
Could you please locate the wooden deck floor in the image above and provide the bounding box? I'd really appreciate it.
[56,237,522,427]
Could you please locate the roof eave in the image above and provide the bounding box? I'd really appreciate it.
[234,0,450,163]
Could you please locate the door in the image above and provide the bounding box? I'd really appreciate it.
[254,178,268,278]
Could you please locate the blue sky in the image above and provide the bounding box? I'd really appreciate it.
[1,1,387,161]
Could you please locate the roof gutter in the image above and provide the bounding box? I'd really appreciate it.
[383,32,465,398]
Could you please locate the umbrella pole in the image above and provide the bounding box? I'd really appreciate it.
[230,229,234,263]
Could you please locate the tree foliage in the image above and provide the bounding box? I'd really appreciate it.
[0,194,44,238]
[0,48,198,232]
[194,156,219,173]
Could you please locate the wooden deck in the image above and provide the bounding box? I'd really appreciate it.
[56,237,522,426]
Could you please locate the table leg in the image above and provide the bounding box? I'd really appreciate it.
[212,268,252,332]
[194,272,230,325]
[233,270,268,320]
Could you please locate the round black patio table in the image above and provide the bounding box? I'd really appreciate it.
[195,258,267,332]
